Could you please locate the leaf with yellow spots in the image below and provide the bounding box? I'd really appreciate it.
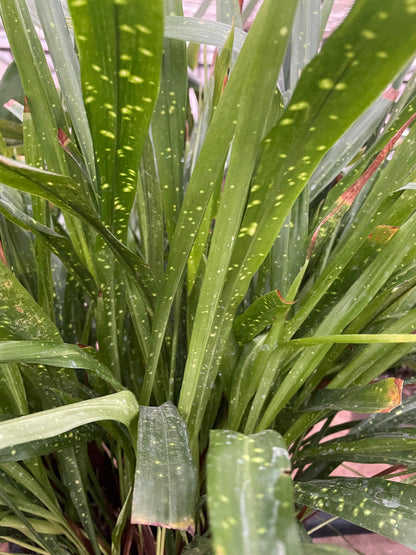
[207,429,302,555]
[68,0,164,241]
[295,478,416,550]
[233,289,295,345]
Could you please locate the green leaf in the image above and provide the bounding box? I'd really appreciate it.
[152,0,187,242]
[131,402,197,533]
[207,429,301,555]
[0,62,24,123]
[302,378,403,414]
[233,290,295,345]
[34,0,97,189]
[294,435,416,467]
[59,446,101,555]
[295,478,416,550]
[0,155,156,303]
[0,260,61,342]
[0,391,138,450]
[0,424,102,463]
[0,341,123,392]
[0,196,98,298]
[68,0,164,240]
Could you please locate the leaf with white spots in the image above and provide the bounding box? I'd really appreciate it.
[0,391,139,451]
[131,402,197,532]
[0,423,102,463]
[164,16,246,53]
[207,429,302,555]
[295,478,416,550]
[151,0,187,241]
[68,0,164,241]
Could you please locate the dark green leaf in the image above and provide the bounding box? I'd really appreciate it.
[295,478,416,550]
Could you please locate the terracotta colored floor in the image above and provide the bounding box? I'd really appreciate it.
[313,534,416,554]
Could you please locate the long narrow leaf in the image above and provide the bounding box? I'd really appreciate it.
[0,391,138,450]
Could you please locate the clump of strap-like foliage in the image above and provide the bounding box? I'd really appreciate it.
[0,0,416,553]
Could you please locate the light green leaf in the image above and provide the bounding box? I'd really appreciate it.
[0,341,123,392]
[0,391,138,450]
[164,16,246,52]
[131,402,196,532]
[207,429,301,555]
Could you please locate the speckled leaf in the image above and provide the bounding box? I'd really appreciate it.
[34,0,97,188]
[302,378,403,414]
[207,429,301,555]
[294,435,416,467]
[164,16,246,52]
[0,155,156,302]
[68,0,164,241]
[0,0,69,178]
[295,478,416,550]
[0,391,138,450]
[233,290,295,345]
[151,0,187,241]
[349,394,416,437]
[132,402,197,532]
[0,340,122,392]
[0,259,61,342]
[142,0,297,406]
[59,446,100,555]
[0,424,102,463]
[0,196,97,298]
